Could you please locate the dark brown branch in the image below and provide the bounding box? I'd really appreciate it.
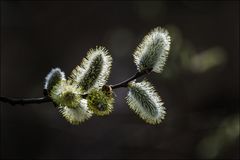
[110,68,152,89]
[0,68,152,105]
[0,96,51,105]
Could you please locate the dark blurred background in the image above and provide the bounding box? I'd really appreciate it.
[0,1,239,159]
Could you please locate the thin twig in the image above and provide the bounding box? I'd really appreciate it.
[110,68,152,89]
[0,96,51,105]
[0,68,152,105]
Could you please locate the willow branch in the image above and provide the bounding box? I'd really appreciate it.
[109,68,152,89]
[0,68,152,105]
[0,96,51,105]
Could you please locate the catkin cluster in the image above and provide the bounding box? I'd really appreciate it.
[44,27,171,125]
